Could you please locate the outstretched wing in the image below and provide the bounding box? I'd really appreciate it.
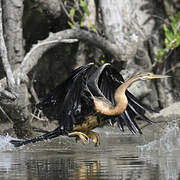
[88,63,156,134]
[36,63,94,131]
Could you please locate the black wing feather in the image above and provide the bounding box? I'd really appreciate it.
[126,91,159,113]
[95,64,156,134]
[128,102,153,124]
[36,64,89,110]
[116,117,124,132]
[120,112,136,134]
[36,63,94,130]
[124,106,143,134]
[37,63,156,134]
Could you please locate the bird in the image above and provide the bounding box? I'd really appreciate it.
[10,63,169,147]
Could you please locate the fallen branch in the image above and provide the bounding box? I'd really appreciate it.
[19,29,122,77]
[0,28,123,95]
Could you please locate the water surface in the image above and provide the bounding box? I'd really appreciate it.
[0,126,180,180]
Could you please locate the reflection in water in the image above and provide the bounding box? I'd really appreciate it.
[26,158,101,180]
[25,156,159,180]
[72,160,100,180]
[0,127,180,180]
[27,158,75,180]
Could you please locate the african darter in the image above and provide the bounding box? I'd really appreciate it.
[10,63,169,147]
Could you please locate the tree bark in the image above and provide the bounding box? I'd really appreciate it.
[2,0,24,69]
[1,0,33,138]
[0,1,15,91]
[75,0,97,68]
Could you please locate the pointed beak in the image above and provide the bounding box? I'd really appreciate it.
[148,74,171,79]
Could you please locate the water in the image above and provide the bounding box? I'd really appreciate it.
[0,125,180,180]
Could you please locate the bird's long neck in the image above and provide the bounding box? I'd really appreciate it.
[115,76,137,102]
[94,77,138,116]
[113,77,138,113]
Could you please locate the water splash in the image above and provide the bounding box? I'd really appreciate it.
[0,134,19,151]
[138,120,180,180]
[138,120,180,154]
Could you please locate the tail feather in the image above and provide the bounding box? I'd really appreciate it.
[10,128,67,147]
[10,139,26,147]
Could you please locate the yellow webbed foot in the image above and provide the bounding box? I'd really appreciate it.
[87,131,100,146]
[68,131,89,144]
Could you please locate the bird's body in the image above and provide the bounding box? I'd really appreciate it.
[10,63,169,147]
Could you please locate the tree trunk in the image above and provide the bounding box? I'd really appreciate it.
[1,0,33,138]
[75,0,97,68]
[2,0,24,69]
[99,0,174,108]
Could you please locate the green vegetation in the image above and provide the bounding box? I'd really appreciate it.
[155,12,180,62]
[67,0,96,31]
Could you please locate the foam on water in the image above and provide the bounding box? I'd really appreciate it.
[0,134,19,151]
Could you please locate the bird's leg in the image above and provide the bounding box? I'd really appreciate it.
[68,131,89,144]
[86,131,100,146]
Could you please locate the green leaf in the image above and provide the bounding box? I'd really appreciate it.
[155,49,165,62]
[101,60,105,64]
[158,49,165,56]
[67,21,74,29]
[164,38,169,48]
[91,24,96,32]
[155,11,180,63]
[177,35,180,46]
[171,22,177,34]
[85,8,90,16]
[70,8,75,21]
[80,0,89,16]
[80,0,87,9]
[174,40,179,48]
[80,16,85,27]
[163,24,169,32]
[165,30,175,41]
[170,12,180,34]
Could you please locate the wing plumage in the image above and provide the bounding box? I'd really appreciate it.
[11,63,158,147]
[87,63,156,134]
[37,63,156,134]
[37,63,94,131]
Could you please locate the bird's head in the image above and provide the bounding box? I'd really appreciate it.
[133,73,170,81]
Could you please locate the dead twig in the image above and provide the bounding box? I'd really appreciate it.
[0,105,13,123]
[31,112,48,122]
[59,0,78,27]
